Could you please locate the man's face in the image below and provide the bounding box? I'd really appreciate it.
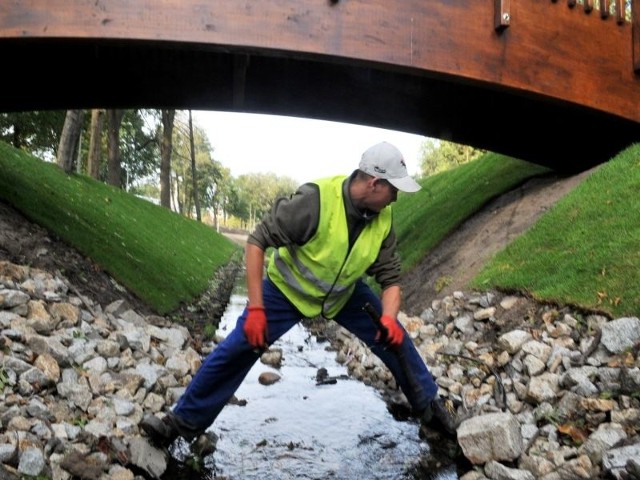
[366,178,399,212]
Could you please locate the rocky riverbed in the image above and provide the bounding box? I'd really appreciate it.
[311,293,640,480]
[1,258,640,479]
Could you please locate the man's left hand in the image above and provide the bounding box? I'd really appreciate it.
[378,315,404,347]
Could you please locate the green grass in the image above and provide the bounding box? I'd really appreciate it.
[0,142,241,314]
[471,144,640,318]
[394,153,552,269]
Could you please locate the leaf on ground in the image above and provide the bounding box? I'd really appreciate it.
[557,423,588,445]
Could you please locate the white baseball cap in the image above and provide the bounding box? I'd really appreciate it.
[359,142,421,193]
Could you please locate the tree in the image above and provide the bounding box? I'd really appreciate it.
[0,111,66,159]
[223,178,249,229]
[169,112,224,219]
[160,109,175,209]
[419,139,485,177]
[188,110,202,221]
[106,109,125,187]
[57,110,85,173]
[87,109,105,179]
[235,173,298,230]
[118,110,160,190]
[200,163,232,229]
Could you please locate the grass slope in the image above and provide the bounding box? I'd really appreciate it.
[394,153,552,270]
[0,142,240,314]
[472,144,640,318]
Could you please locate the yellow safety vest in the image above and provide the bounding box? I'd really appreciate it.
[267,176,392,318]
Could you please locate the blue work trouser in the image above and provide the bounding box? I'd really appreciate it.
[172,278,439,434]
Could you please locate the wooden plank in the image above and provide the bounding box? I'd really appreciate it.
[634,0,640,71]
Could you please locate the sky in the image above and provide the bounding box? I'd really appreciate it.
[193,110,428,184]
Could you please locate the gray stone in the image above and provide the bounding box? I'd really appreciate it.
[458,412,523,464]
[18,447,45,477]
[484,460,535,480]
[600,317,640,354]
[128,437,167,478]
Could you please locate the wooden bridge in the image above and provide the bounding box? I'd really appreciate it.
[1,0,639,171]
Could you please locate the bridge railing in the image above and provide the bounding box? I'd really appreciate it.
[495,0,629,30]
[496,0,639,70]
[563,0,630,23]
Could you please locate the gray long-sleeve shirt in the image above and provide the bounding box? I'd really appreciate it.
[247,172,402,290]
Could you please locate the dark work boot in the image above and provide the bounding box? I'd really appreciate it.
[420,397,458,438]
[140,413,180,448]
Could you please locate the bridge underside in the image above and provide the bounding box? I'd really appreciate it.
[6,38,637,173]
[2,0,640,172]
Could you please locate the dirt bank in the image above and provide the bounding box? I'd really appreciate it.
[401,168,595,317]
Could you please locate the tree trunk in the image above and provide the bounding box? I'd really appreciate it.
[11,123,22,149]
[106,109,125,188]
[172,170,182,214]
[57,110,85,173]
[188,110,202,222]
[160,109,175,209]
[87,109,104,180]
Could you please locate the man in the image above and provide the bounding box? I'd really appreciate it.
[140,141,457,448]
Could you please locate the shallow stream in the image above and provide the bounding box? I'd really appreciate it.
[167,281,458,480]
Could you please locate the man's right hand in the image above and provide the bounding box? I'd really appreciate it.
[244,305,267,349]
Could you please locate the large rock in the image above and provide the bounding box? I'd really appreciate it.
[456,412,523,465]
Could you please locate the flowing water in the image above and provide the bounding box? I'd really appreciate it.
[167,280,458,480]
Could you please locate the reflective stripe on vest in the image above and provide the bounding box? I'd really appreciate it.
[267,175,392,318]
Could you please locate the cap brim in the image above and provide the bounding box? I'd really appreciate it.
[388,176,421,193]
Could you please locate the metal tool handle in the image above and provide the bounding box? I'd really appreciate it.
[363,302,388,344]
